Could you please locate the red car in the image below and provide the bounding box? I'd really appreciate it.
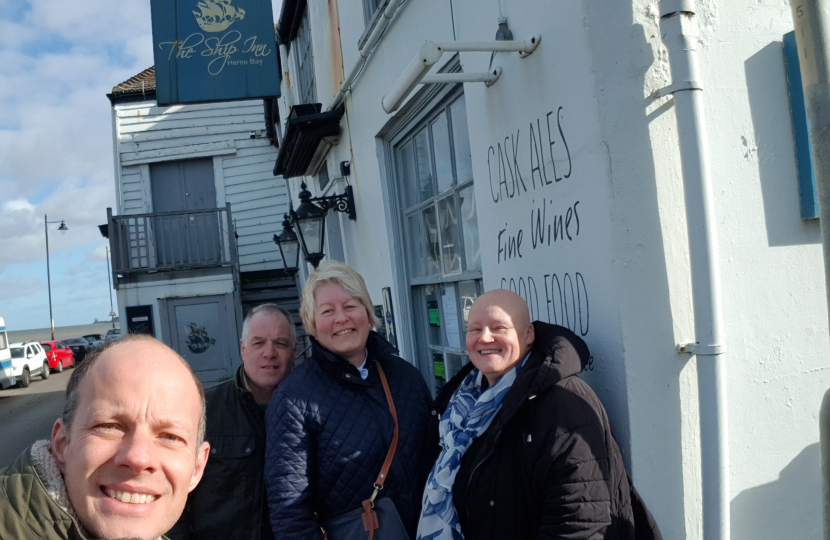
[39,341,75,373]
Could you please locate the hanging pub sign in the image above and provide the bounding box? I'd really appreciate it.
[150,0,281,105]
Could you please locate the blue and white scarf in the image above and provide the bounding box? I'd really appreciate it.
[416,353,530,540]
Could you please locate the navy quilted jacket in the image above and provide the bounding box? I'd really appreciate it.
[265,332,434,540]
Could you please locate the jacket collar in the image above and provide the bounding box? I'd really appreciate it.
[233,365,270,419]
[311,331,398,385]
[4,442,89,540]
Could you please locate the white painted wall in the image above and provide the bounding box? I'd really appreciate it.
[115,272,234,340]
[284,0,830,538]
[111,99,289,272]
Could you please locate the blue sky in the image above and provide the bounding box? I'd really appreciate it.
[0,0,282,331]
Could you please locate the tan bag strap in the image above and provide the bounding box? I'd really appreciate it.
[361,362,399,540]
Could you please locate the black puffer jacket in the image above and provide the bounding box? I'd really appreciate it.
[265,332,434,540]
[433,322,662,540]
[168,367,274,540]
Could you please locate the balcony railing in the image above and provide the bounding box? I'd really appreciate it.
[107,204,237,278]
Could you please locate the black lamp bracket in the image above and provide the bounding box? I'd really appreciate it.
[308,185,356,221]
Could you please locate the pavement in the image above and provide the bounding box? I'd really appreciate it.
[0,368,71,468]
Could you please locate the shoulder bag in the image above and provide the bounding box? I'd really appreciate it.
[320,363,410,540]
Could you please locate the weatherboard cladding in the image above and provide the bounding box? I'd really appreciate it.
[113,95,287,273]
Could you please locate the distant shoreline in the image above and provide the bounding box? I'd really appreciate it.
[7,322,121,344]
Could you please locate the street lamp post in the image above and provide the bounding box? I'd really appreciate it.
[106,246,115,329]
[44,215,68,340]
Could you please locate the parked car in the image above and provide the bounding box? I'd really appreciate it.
[8,341,49,387]
[105,328,121,342]
[40,340,75,373]
[82,333,105,348]
[62,337,92,363]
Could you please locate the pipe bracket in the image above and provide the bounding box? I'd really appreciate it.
[652,79,703,98]
[677,343,726,356]
[659,0,696,18]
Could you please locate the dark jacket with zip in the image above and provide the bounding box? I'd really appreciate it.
[432,322,663,540]
[168,366,274,540]
[265,332,434,540]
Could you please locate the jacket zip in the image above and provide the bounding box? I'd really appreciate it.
[464,429,501,526]
[463,394,535,527]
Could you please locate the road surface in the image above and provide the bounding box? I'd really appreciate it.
[0,369,71,468]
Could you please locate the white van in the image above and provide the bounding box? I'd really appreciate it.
[0,317,13,389]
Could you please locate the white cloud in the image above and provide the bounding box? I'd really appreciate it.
[0,1,153,202]
[88,244,108,261]
[0,0,148,272]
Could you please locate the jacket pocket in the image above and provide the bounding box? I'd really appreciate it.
[204,434,258,500]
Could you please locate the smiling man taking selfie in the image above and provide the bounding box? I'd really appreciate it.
[0,334,210,540]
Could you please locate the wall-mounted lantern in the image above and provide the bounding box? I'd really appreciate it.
[279,181,356,269]
[273,214,301,275]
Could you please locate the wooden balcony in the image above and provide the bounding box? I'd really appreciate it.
[107,204,239,281]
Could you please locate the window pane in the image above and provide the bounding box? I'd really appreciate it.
[42,343,52,352]
[397,141,419,208]
[407,213,425,278]
[445,353,466,380]
[451,97,473,184]
[441,284,462,349]
[414,128,434,202]
[432,351,446,390]
[458,279,479,340]
[424,285,442,346]
[459,184,480,271]
[422,205,441,276]
[438,196,462,275]
[431,112,454,195]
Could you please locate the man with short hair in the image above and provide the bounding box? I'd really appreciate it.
[170,303,297,540]
[0,334,210,540]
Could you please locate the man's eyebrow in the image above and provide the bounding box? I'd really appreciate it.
[155,418,195,436]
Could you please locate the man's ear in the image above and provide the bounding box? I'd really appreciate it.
[239,339,246,358]
[51,419,69,475]
[188,441,211,493]
[525,322,535,348]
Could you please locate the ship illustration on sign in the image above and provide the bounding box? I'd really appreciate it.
[185,323,216,354]
[193,0,246,32]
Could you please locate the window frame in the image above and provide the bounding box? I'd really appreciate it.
[394,94,477,281]
[380,73,482,394]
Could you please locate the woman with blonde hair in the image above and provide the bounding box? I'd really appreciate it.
[265,261,433,540]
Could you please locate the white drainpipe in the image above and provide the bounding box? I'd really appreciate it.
[656,1,730,539]
[329,0,406,110]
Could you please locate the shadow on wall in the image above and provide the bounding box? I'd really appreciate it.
[745,41,821,247]
[581,0,687,538]
[731,443,821,540]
